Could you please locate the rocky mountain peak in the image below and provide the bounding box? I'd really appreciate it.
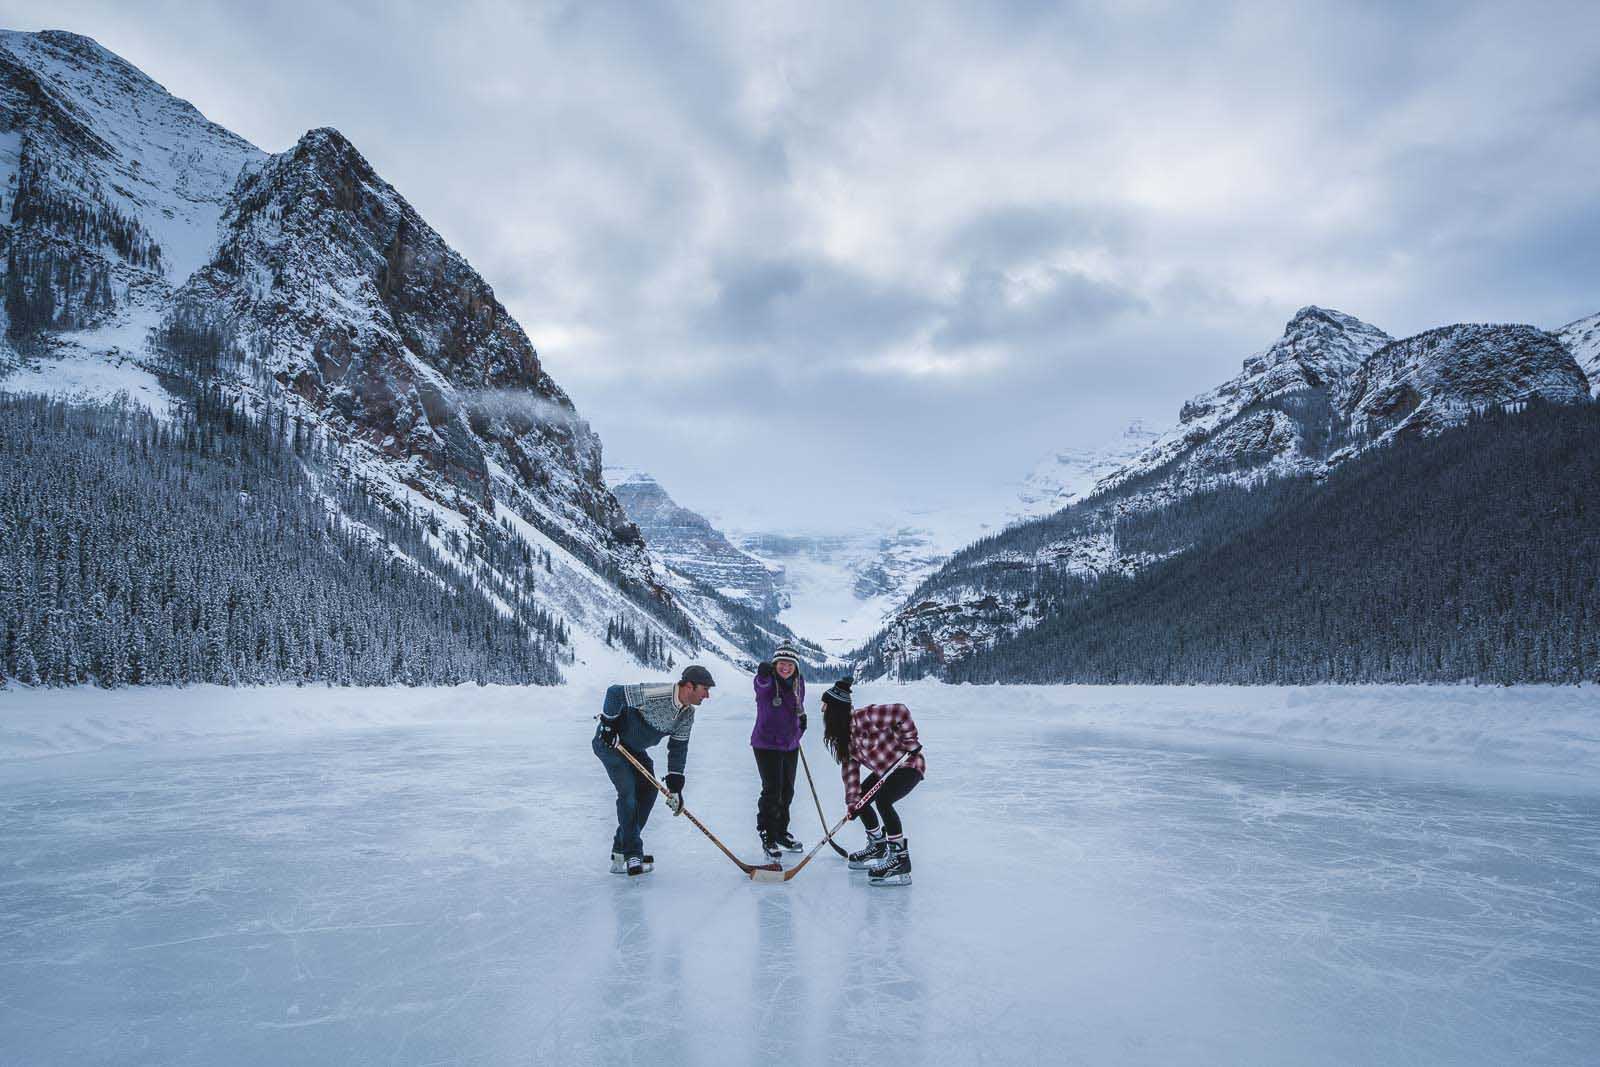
[0,30,723,668]
[1344,323,1588,443]
[1232,305,1392,411]
[1099,306,1390,501]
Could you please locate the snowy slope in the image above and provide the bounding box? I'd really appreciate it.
[0,30,261,367]
[1556,310,1600,396]
[733,507,996,659]
[1096,306,1392,500]
[0,30,260,284]
[1010,419,1162,523]
[605,468,781,613]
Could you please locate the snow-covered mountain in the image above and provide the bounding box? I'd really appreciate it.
[1097,306,1394,501]
[0,30,260,351]
[729,496,999,661]
[603,468,833,666]
[1010,419,1162,523]
[863,306,1595,675]
[1557,311,1600,396]
[0,29,722,677]
[1342,323,1588,445]
[606,469,782,613]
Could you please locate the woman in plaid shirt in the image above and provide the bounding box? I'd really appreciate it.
[820,677,924,886]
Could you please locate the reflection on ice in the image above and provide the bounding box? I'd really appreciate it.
[1,689,1596,1065]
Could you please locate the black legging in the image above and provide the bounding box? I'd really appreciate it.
[856,767,921,837]
[753,747,798,835]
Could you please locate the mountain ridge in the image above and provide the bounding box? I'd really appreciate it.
[860,306,1594,675]
[0,29,728,677]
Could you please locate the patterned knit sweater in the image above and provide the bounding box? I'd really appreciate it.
[600,682,696,778]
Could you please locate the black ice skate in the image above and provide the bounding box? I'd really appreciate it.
[847,829,887,870]
[867,840,911,887]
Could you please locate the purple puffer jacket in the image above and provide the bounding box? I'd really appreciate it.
[751,672,805,751]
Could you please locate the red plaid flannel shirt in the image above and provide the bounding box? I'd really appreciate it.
[842,703,926,810]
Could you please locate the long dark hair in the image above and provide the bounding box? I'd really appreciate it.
[822,697,852,764]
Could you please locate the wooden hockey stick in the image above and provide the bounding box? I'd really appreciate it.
[612,742,783,877]
[798,745,849,858]
[752,745,918,884]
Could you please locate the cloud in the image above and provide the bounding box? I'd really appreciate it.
[696,254,937,357]
[461,388,580,430]
[18,0,1600,534]
[931,266,1147,352]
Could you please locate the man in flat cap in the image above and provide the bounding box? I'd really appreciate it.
[594,664,715,876]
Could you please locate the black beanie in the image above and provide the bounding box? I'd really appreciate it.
[822,676,853,708]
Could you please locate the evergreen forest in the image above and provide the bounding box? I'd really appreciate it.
[890,399,1600,685]
[0,392,567,688]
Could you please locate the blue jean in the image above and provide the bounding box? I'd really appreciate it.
[594,732,657,856]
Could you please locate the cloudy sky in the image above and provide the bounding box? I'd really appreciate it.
[8,1,1600,533]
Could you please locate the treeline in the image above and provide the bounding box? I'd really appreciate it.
[11,165,164,270]
[930,399,1600,685]
[0,392,566,688]
[4,246,116,341]
[605,615,674,670]
[2,163,168,344]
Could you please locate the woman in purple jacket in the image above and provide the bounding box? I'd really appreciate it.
[752,643,806,858]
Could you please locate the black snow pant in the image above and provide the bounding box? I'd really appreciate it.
[857,767,921,838]
[753,747,798,836]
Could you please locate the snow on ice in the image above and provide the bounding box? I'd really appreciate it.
[2,680,1598,1065]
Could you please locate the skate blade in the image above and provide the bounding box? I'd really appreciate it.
[868,874,911,887]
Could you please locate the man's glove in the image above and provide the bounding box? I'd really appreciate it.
[756,660,774,679]
[664,773,685,815]
[845,800,860,821]
[798,712,807,735]
[597,716,620,749]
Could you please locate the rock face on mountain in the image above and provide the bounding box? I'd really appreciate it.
[605,469,834,666]
[1096,306,1393,501]
[0,29,702,669]
[168,126,654,588]
[608,470,781,613]
[1345,324,1589,443]
[862,307,1594,676]
[0,30,259,346]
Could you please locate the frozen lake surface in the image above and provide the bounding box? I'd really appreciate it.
[2,683,1598,1064]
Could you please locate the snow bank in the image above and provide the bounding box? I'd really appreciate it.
[3,680,1597,786]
